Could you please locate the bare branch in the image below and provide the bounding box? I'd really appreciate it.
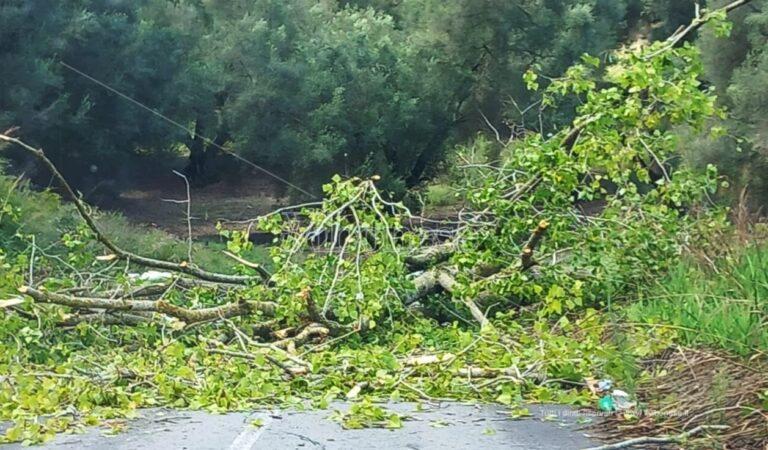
[478,108,503,146]
[19,286,276,325]
[171,170,193,263]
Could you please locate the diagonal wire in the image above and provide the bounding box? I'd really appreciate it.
[59,61,319,199]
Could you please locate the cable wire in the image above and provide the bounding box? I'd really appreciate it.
[59,61,319,199]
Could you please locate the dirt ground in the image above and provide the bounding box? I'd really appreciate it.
[83,157,462,240]
[91,163,287,238]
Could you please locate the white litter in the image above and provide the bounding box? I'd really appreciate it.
[128,271,174,282]
[612,389,637,410]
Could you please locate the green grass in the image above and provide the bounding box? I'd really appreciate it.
[627,243,768,356]
[424,183,457,208]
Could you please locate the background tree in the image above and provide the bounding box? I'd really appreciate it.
[2,0,766,209]
[682,0,768,208]
[0,0,207,192]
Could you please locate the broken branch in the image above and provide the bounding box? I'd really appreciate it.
[405,242,456,270]
[206,347,306,378]
[57,312,150,327]
[273,324,330,349]
[522,219,549,270]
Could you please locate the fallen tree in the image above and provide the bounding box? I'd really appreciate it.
[0,14,730,339]
[0,12,731,336]
[0,129,561,337]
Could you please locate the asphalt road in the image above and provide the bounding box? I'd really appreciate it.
[1,403,601,450]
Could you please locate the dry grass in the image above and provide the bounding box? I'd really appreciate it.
[592,347,768,449]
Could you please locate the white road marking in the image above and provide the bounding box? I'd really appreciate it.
[226,413,273,450]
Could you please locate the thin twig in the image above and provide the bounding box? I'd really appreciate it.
[478,108,503,145]
[172,170,193,263]
[28,235,36,286]
[206,347,304,378]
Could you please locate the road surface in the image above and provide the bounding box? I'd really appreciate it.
[1,403,602,449]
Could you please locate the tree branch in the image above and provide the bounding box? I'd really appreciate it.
[405,242,456,270]
[57,312,150,327]
[645,0,755,59]
[273,324,330,349]
[19,286,276,325]
[522,220,549,270]
[206,347,306,378]
[405,219,548,310]
[222,251,273,284]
